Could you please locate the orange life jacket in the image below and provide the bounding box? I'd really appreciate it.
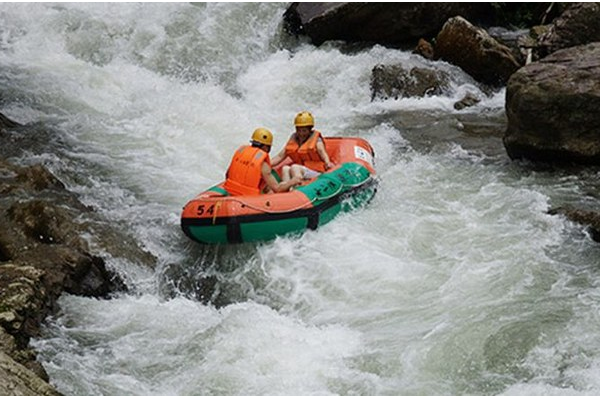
[224,145,271,196]
[284,130,327,172]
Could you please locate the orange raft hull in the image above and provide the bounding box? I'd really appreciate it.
[181,137,377,244]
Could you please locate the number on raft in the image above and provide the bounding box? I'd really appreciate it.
[196,204,215,216]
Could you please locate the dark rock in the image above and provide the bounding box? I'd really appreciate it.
[504,43,600,164]
[413,38,434,60]
[0,263,48,342]
[549,207,600,242]
[0,112,21,130]
[7,200,80,247]
[0,326,48,382]
[487,26,529,65]
[370,64,450,100]
[15,164,65,192]
[454,93,481,110]
[283,3,494,47]
[0,350,60,396]
[435,16,522,86]
[489,2,562,28]
[517,25,552,64]
[0,156,146,394]
[536,3,600,59]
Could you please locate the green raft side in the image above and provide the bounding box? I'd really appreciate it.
[186,224,228,244]
[239,199,347,242]
[295,162,374,207]
[240,217,308,242]
[187,216,312,244]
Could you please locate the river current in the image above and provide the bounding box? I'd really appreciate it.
[1,3,600,396]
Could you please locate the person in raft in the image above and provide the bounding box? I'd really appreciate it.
[271,111,335,183]
[224,128,302,196]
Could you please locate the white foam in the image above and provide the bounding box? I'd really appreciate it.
[3,3,598,396]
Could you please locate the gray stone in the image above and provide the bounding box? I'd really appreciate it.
[0,351,60,396]
[435,16,521,86]
[536,3,600,59]
[371,64,450,100]
[504,43,600,164]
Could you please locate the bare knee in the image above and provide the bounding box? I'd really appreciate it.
[290,164,304,179]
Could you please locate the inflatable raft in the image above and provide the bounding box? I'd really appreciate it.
[181,137,377,244]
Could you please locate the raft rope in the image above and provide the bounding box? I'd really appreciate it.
[211,201,222,225]
[212,177,375,215]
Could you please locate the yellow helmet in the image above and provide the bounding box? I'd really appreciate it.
[294,111,314,127]
[250,127,273,146]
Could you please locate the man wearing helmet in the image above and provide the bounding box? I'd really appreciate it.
[224,128,302,196]
[271,111,334,183]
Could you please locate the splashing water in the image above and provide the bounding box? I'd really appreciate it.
[0,3,599,395]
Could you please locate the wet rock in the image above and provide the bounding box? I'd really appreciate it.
[0,112,21,130]
[536,3,600,59]
[283,3,493,47]
[454,93,481,110]
[413,38,434,60]
[504,43,600,164]
[0,351,60,396]
[0,264,47,342]
[487,26,529,65]
[549,207,600,242]
[517,25,552,64]
[435,16,522,86]
[0,327,48,382]
[0,156,142,394]
[370,64,450,100]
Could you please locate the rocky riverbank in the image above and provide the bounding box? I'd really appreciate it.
[0,116,157,394]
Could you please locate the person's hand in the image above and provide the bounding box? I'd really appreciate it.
[325,161,334,170]
[292,176,303,186]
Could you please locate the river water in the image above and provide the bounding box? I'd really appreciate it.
[2,3,600,396]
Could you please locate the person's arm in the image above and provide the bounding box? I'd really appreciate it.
[270,147,287,168]
[316,140,334,170]
[262,162,301,192]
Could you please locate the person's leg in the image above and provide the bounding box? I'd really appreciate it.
[290,164,305,180]
[282,165,291,182]
[290,164,321,180]
[301,167,320,180]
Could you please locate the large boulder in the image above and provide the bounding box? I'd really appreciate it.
[283,3,493,47]
[536,2,600,59]
[435,16,522,86]
[504,43,600,164]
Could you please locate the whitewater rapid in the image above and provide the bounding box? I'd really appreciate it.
[0,3,599,395]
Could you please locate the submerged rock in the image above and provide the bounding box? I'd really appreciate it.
[504,43,600,164]
[0,112,21,130]
[454,93,481,110]
[549,207,600,242]
[370,64,450,100]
